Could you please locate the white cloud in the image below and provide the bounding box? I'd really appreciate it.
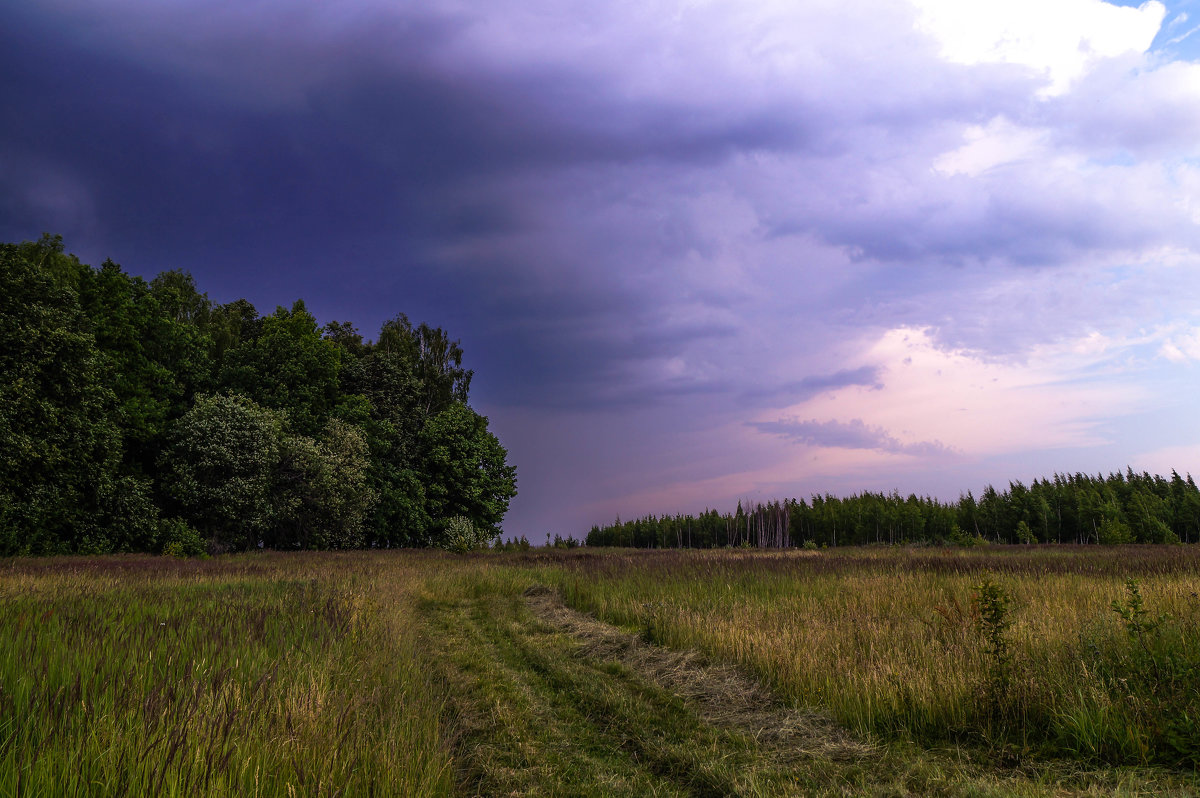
[1159,326,1200,362]
[911,0,1165,95]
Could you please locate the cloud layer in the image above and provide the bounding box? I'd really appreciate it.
[3,0,1200,535]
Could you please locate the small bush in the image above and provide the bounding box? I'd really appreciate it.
[973,578,1013,715]
[439,516,493,554]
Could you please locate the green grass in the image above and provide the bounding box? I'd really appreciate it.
[420,574,822,796]
[2,547,1198,796]
[0,552,453,797]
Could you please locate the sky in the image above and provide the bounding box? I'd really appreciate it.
[5,0,1200,539]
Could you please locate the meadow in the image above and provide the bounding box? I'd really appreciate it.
[2,546,1198,796]
[0,553,453,796]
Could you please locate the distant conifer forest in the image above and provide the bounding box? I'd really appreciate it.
[0,235,516,555]
[586,469,1200,548]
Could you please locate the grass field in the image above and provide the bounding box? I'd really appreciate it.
[2,546,1198,796]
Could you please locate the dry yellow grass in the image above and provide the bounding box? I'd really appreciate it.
[545,546,1200,764]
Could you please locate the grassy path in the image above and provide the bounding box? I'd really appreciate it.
[420,573,1199,797]
[425,585,826,796]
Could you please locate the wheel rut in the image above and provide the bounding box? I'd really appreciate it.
[521,584,874,767]
[426,581,1193,797]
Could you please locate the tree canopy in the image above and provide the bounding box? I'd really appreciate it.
[586,469,1200,549]
[0,235,517,555]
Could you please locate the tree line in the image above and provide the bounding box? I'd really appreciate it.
[0,235,516,555]
[586,469,1200,548]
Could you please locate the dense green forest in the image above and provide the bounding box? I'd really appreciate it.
[587,469,1200,548]
[0,235,516,555]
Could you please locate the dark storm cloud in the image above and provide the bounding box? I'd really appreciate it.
[0,17,416,276]
[0,0,823,406]
[0,0,822,186]
[461,274,742,410]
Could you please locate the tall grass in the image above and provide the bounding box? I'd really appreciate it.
[5,545,1197,796]
[541,546,1200,768]
[0,552,453,797]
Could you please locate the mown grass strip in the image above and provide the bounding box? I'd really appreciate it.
[421,579,839,796]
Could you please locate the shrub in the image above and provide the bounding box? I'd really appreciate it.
[973,578,1013,715]
[439,516,493,554]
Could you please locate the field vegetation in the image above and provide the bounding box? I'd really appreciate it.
[2,546,1198,796]
[545,546,1200,768]
[0,553,453,796]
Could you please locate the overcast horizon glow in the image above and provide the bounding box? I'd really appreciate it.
[5,0,1200,538]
